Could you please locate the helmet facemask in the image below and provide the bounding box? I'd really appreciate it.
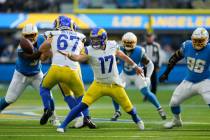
[23,33,38,44]
[122,40,137,51]
[191,37,208,50]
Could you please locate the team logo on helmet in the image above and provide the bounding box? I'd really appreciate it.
[53,16,77,31]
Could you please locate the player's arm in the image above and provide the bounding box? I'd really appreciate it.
[141,54,154,78]
[18,51,41,60]
[39,38,52,61]
[116,50,143,76]
[159,48,184,82]
[57,50,89,63]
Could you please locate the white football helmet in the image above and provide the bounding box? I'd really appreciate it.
[122,32,137,51]
[191,27,209,50]
[22,24,38,44]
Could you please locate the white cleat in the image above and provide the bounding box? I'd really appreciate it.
[57,128,65,133]
[74,116,84,128]
[49,114,61,127]
[164,118,182,129]
[137,120,145,130]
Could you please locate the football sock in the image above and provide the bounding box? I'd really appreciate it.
[0,97,9,111]
[127,108,141,123]
[140,87,161,109]
[76,96,89,117]
[49,93,55,111]
[40,86,52,110]
[59,102,88,129]
[112,99,120,112]
[64,96,82,117]
[171,106,181,115]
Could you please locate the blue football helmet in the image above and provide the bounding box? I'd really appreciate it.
[53,16,77,31]
[90,28,107,49]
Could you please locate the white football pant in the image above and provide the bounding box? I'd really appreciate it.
[170,79,210,107]
[5,70,43,103]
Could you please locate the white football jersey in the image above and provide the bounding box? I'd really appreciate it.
[86,40,125,87]
[45,30,84,69]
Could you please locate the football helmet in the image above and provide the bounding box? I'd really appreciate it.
[53,16,77,31]
[90,28,107,49]
[122,32,137,51]
[191,27,209,50]
[22,24,38,44]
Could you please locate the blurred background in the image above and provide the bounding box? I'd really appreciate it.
[0,0,210,84]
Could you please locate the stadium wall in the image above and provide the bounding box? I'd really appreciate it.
[0,64,186,84]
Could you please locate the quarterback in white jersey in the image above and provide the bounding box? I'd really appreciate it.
[39,16,95,128]
[57,28,144,133]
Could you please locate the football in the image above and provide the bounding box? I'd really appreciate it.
[20,37,33,54]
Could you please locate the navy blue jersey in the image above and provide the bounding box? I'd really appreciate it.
[182,40,210,83]
[15,35,45,76]
[119,46,145,75]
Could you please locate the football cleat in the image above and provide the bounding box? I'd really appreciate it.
[40,109,53,125]
[74,116,84,128]
[111,111,122,121]
[164,118,182,129]
[83,116,97,129]
[137,120,145,130]
[56,127,65,133]
[157,108,167,120]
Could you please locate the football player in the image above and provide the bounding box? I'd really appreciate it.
[159,27,210,129]
[111,32,166,121]
[0,24,60,126]
[56,28,145,133]
[39,16,95,128]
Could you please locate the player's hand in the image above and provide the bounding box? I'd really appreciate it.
[134,66,144,76]
[159,73,168,82]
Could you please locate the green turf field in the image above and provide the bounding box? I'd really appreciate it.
[0,85,210,140]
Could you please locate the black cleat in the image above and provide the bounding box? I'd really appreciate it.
[40,109,53,125]
[83,116,97,129]
[157,108,167,120]
[110,111,121,121]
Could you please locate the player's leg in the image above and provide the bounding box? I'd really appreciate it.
[65,68,95,128]
[0,70,27,112]
[164,80,196,129]
[197,79,210,108]
[58,83,84,128]
[110,99,121,121]
[57,81,102,132]
[109,85,144,130]
[135,75,166,120]
[31,72,60,126]
[110,72,128,121]
[39,66,58,125]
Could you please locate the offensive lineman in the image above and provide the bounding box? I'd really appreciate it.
[0,24,60,126]
[159,27,210,129]
[39,16,95,128]
[56,28,145,133]
[111,32,166,121]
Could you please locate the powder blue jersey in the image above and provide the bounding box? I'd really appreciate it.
[119,46,145,75]
[181,40,210,83]
[15,35,45,76]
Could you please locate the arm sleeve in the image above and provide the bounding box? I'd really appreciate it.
[141,54,154,78]
[164,48,184,75]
